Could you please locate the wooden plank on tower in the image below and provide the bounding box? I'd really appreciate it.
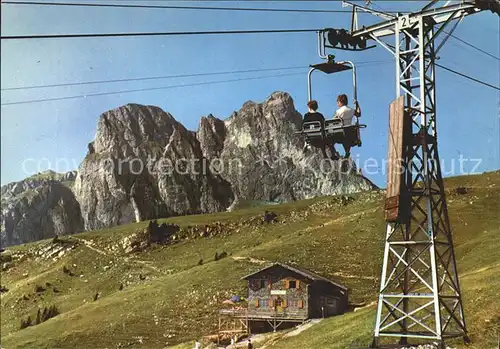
[385,96,405,222]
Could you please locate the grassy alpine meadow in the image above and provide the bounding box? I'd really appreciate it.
[1,171,499,349]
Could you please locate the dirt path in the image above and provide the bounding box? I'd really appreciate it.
[299,207,378,233]
[254,319,323,348]
[220,320,323,348]
[459,263,500,278]
[3,268,55,293]
[74,238,107,256]
[74,238,165,274]
[78,207,379,276]
[232,256,268,264]
[330,272,376,281]
[232,207,378,265]
[126,258,164,274]
[283,319,322,337]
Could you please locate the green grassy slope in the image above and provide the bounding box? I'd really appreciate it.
[1,172,499,349]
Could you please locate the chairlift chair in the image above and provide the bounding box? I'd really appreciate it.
[296,57,367,153]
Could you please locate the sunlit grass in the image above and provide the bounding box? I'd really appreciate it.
[1,171,498,348]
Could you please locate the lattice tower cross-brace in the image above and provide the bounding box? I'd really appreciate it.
[340,1,499,347]
[374,17,467,347]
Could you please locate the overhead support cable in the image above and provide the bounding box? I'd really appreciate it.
[2,66,309,91]
[0,71,309,106]
[1,28,322,40]
[0,1,404,13]
[93,0,454,2]
[0,61,394,105]
[3,62,494,106]
[1,60,391,91]
[446,31,500,61]
[435,63,500,90]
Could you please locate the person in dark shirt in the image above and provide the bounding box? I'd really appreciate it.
[302,100,328,158]
[303,100,325,124]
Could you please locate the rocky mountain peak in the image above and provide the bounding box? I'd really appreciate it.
[1,171,82,247]
[2,91,376,246]
[198,114,226,160]
[93,103,180,157]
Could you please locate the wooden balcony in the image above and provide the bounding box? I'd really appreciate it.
[219,308,248,317]
[219,308,307,322]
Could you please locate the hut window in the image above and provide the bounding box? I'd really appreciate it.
[259,279,267,289]
[288,299,303,308]
[288,280,297,289]
[327,298,335,305]
[259,299,267,308]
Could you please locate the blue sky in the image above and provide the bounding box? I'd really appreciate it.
[1,0,499,188]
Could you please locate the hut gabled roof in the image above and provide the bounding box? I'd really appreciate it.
[241,262,347,291]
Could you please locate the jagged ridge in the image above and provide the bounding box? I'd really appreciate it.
[1,92,375,246]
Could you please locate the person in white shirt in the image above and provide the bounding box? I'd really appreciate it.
[332,94,361,158]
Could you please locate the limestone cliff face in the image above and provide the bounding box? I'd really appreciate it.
[3,92,376,244]
[73,104,233,231]
[197,114,226,160]
[0,171,83,247]
[198,92,374,206]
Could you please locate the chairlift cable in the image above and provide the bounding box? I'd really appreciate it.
[105,0,450,2]
[1,61,390,91]
[0,71,309,106]
[435,63,500,91]
[0,1,403,13]
[446,31,500,61]
[1,66,309,91]
[0,62,391,106]
[1,28,324,40]
[3,62,494,106]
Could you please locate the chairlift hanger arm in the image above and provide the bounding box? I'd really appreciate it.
[342,1,482,39]
[342,0,396,21]
[324,44,377,51]
[337,60,358,103]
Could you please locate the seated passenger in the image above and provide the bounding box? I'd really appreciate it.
[331,94,361,158]
[333,93,361,126]
[303,100,325,124]
[302,100,328,158]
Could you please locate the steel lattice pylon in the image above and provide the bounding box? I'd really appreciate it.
[335,0,496,346]
[321,0,497,345]
[372,16,468,347]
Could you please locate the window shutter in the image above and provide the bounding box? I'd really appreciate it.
[255,299,259,308]
[283,299,287,308]
[299,300,304,308]
[297,280,300,288]
[285,280,289,289]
